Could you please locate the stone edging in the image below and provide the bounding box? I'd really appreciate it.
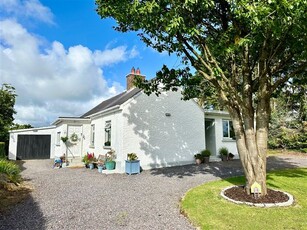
[220,185,294,208]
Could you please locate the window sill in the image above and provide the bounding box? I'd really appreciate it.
[103,146,111,149]
[222,138,236,142]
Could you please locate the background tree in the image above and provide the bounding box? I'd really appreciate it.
[96,0,307,195]
[269,75,307,151]
[0,84,17,156]
[10,123,33,130]
[0,84,16,142]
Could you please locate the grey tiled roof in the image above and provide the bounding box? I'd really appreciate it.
[81,88,142,117]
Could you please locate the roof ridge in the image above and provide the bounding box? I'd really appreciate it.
[81,88,142,117]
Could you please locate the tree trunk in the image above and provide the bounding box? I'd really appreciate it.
[228,105,269,196]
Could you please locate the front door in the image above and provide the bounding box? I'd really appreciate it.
[205,119,216,156]
[66,125,82,158]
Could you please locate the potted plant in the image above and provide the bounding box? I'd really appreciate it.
[82,154,89,168]
[104,141,111,146]
[105,149,116,170]
[194,153,203,165]
[201,149,211,163]
[125,153,140,175]
[97,155,105,173]
[86,153,96,169]
[219,147,228,161]
[60,154,69,167]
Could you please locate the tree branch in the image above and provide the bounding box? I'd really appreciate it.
[271,62,307,92]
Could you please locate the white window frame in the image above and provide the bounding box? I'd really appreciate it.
[104,121,111,147]
[56,132,61,146]
[90,124,95,147]
[222,120,235,139]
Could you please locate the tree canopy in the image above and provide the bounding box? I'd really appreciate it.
[96,0,307,195]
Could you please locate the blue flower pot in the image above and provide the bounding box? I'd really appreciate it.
[89,163,94,170]
[98,166,103,173]
[125,160,140,175]
[105,161,115,170]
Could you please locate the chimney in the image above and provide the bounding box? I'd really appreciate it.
[126,67,145,90]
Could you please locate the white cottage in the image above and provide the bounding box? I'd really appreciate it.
[9,68,238,172]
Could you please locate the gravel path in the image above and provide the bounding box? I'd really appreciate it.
[1,155,306,230]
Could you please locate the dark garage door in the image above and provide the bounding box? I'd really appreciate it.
[17,135,51,160]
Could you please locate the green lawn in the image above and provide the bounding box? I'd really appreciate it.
[181,168,307,230]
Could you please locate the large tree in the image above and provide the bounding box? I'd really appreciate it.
[96,0,307,195]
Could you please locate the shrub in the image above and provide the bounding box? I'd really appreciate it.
[268,125,307,151]
[0,159,21,184]
[219,147,229,156]
[200,149,211,157]
[194,153,203,160]
[0,142,5,159]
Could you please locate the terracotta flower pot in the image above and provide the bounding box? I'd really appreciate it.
[195,159,202,165]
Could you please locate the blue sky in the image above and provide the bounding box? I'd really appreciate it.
[0,0,179,127]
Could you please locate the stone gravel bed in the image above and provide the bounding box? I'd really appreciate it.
[0,155,306,230]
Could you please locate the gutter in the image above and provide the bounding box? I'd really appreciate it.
[9,125,56,133]
[205,110,230,116]
[52,117,90,126]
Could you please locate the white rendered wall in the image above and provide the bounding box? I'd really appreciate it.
[86,111,124,169]
[121,90,205,171]
[53,121,91,159]
[206,114,238,158]
[53,124,68,158]
[9,127,55,160]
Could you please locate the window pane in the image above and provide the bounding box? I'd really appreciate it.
[223,120,229,137]
[56,132,61,145]
[91,125,95,146]
[104,121,111,146]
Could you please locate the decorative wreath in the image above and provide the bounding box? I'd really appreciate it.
[70,133,78,142]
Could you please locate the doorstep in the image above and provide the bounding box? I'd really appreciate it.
[210,156,222,162]
[101,168,122,174]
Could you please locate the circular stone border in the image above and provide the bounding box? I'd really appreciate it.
[220,185,294,208]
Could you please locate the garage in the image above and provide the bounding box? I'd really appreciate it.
[16,135,51,160]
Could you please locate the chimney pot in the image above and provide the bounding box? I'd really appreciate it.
[126,67,145,90]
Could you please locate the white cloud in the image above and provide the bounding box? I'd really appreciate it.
[93,45,139,66]
[0,0,54,24]
[0,19,134,127]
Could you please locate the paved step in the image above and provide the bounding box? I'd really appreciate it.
[65,157,84,168]
[210,156,222,162]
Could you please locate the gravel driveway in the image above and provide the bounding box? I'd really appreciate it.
[1,155,306,230]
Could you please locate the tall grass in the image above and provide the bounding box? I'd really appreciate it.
[0,159,21,184]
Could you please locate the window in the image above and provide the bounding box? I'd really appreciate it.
[56,132,61,145]
[104,121,111,146]
[90,124,95,147]
[223,120,235,139]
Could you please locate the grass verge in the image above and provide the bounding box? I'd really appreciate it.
[181,168,307,230]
